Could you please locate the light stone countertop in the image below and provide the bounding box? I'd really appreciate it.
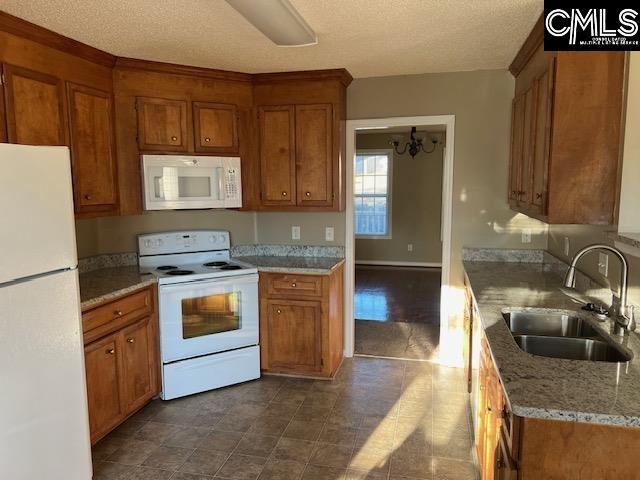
[235,256,345,274]
[464,259,640,426]
[79,266,156,311]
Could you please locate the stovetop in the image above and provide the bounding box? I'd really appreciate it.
[139,252,257,285]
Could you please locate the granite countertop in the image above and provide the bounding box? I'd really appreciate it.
[235,256,345,274]
[79,266,156,311]
[464,259,640,427]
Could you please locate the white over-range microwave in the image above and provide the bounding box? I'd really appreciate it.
[141,155,242,210]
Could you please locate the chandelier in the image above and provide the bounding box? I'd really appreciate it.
[389,127,438,158]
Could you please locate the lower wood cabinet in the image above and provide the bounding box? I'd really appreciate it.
[259,264,343,378]
[82,286,159,444]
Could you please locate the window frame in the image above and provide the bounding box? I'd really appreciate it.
[354,148,393,239]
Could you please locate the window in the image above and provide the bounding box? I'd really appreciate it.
[355,150,392,238]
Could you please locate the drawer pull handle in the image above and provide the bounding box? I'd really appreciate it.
[276,309,282,314]
[114,310,123,316]
[291,283,296,287]
[282,191,288,197]
[171,136,178,141]
[204,137,211,143]
[536,192,542,199]
[305,191,311,197]
[127,338,135,344]
[106,348,115,355]
[84,194,92,200]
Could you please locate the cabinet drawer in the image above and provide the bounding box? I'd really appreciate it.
[265,274,323,297]
[83,288,152,334]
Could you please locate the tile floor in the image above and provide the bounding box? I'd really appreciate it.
[354,267,441,360]
[93,357,477,480]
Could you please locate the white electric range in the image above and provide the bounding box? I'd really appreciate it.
[138,230,259,400]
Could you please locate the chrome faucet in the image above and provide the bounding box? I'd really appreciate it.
[563,244,635,336]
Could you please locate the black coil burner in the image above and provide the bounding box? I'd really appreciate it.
[165,269,194,276]
[219,265,242,271]
[203,261,229,267]
[157,265,178,271]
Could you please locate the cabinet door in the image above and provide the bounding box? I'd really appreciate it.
[463,286,473,393]
[136,97,188,152]
[120,316,154,411]
[193,102,239,153]
[496,430,518,480]
[265,299,322,373]
[84,333,123,442]
[508,95,524,203]
[295,104,333,207]
[259,105,296,206]
[530,59,555,214]
[67,82,118,214]
[3,64,65,145]
[519,86,536,207]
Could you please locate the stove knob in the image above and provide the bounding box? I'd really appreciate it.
[209,235,215,243]
[158,239,164,246]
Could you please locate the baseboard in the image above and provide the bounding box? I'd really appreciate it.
[355,260,442,268]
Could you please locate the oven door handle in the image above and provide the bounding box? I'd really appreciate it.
[159,273,259,292]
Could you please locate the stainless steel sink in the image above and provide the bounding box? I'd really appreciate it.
[513,335,632,363]
[503,311,601,338]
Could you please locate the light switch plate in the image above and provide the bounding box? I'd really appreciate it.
[407,243,413,252]
[292,226,301,240]
[598,252,609,276]
[522,229,532,244]
[325,227,334,242]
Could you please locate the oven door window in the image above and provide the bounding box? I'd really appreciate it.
[181,291,241,339]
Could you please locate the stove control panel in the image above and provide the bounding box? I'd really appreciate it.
[138,230,230,256]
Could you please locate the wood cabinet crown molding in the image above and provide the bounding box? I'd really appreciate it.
[253,69,353,87]
[0,10,116,67]
[115,57,253,83]
[509,13,544,77]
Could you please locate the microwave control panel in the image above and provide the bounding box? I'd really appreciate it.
[225,168,239,199]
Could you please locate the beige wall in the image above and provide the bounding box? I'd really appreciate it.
[255,212,345,246]
[347,69,548,289]
[75,210,256,258]
[354,132,443,264]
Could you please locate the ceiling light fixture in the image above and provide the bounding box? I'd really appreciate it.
[390,127,438,158]
[225,0,318,47]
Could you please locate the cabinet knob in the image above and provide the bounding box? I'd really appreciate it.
[496,458,505,469]
[84,194,92,200]
[276,309,282,314]
[536,192,543,199]
[204,137,211,143]
[511,190,516,196]
[127,338,135,344]
[281,191,288,197]
[114,310,123,316]
[106,348,115,355]
[171,136,178,141]
[291,283,296,287]
[305,191,311,197]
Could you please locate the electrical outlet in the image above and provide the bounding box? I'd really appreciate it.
[564,237,570,256]
[407,244,413,252]
[598,252,609,276]
[521,229,532,244]
[325,227,334,242]
[291,226,300,240]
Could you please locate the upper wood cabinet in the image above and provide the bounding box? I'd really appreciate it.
[3,63,66,146]
[67,82,118,216]
[259,105,296,206]
[136,96,188,152]
[296,104,333,207]
[258,102,335,210]
[508,17,625,224]
[193,101,239,154]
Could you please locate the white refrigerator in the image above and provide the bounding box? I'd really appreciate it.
[0,144,93,479]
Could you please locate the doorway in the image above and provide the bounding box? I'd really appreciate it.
[343,115,455,360]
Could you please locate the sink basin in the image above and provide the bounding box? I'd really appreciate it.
[513,335,632,363]
[504,311,601,338]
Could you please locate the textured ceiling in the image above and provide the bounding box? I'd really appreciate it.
[0,0,543,78]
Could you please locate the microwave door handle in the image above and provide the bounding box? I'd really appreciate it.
[216,167,226,201]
